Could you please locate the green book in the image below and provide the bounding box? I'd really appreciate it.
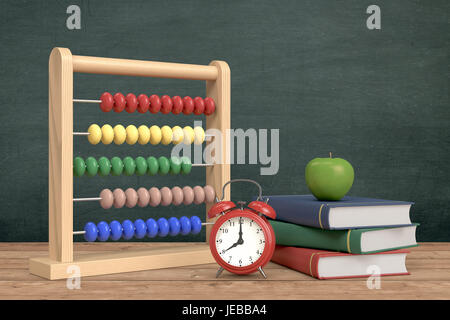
[270,220,418,254]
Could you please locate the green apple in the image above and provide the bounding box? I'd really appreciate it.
[305,154,354,201]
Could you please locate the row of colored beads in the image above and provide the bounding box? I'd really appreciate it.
[99,93,215,115]
[73,156,192,177]
[83,216,203,242]
[98,185,216,209]
[87,124,205,145]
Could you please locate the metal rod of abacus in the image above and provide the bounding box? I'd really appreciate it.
[72,161,214,169]
[73,99,102,103]
[73,131,213,138]
[73,222,215,235]
[73,183,215,203]
[73,197,102,202]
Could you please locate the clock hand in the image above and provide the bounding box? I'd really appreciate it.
[224,242,239,252]
[237,218,244,244]
[224,219,244,252]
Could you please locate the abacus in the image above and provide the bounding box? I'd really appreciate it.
[29,48,230,279]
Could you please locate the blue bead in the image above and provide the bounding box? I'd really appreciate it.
[179,216,191,235]
[168,217,181,236]
[134,219,147,239]
[109,220,122,241]
[190,216,202,235]
[122,219,135,240]
[157,218,169,237]
[84,222,98,242]
[97,221,110,241]
[146,218,158,238]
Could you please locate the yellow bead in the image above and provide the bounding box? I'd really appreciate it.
[101,124,114,144]
[194,126,205,145]
[160,125,173,145]
[125,125,139,145]
[137,125,150,145]
[172,126,184,145]
[183,126,195,145]
[113,124,126,145]
[149,125,162,145]
[87,124,102,145]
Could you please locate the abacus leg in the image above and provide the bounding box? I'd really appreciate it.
[29,243,213,280]
[258,267,267,279]
[48,47,74,263]
[216,266,224,278]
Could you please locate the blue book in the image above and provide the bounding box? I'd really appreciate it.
[260,195,413,230]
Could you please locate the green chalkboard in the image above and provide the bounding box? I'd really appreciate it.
[0,0,448,242]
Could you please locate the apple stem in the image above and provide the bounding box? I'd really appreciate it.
[329,152,332,158]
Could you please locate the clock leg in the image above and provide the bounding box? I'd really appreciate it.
[216,267,224,278]
[258,267,267,279]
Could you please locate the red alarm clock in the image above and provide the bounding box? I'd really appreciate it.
[208,179,276,278]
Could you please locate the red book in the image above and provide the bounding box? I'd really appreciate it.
[272,245,410,280]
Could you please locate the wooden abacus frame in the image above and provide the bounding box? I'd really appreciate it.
[29,48,230,280]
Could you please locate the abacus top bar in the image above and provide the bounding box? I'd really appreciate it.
[72,55,218,80]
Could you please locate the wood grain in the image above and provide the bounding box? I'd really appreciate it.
[7,243,450,299]
[1,280,449,300]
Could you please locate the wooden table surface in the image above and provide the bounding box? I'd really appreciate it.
[0,242,449,300]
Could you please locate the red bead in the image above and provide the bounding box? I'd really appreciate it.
[204,97,216,115]
[137,94,149,113]
[125,93,138,113]
[113,93,126,112]
[100,92,114,112]
[149,94,161,113]
[160,95,173,114]
[193,97,205,115]
[182,96,194,115]
[172,96,183,114]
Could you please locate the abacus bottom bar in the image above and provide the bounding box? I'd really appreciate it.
[29,243,214,280]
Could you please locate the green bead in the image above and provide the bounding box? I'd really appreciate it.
[73,157,86,177]
[181,156,192,175]
[169,156,181,175]
[98,157,111,176]
[85,157,99,176]
[111,157,124,176]
[158,156,170,175]
[147,156,159,175]
[135,156,147,175]
[123,156,136,176]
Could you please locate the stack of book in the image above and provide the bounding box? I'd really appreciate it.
[264,195,417,279]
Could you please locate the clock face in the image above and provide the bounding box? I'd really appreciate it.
[214,216,266,268]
